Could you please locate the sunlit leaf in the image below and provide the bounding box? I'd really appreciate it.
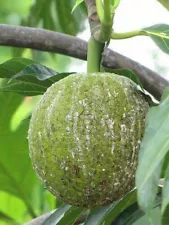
[157,0,169,10]
[72,0,84,12]
[0,91,38,217]
[136,86,169,213]
[0,211,19,225]
[143,24,169,54]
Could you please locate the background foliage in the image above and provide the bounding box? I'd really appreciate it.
[0,1,86,224]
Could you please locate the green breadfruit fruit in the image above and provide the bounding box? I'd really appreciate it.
[28,73,149,208]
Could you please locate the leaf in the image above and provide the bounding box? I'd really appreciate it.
[157,0,169,10]
[56,0,80,35]
[143,24,169,54]
[0,211,19,224]
[162,204,169,225]
[162,163,169,214]
[104,189,137,225]
[110,0,121,11]
[0,58,34,79]
[0,58,73,96]
[0,191,29,224]
[161,149,169,178]
[136,87,169,213]
[28,0,86,35]
[0,91,38,217]
[161,86,169,102]
[111,193,161,225]
[72,0,84,12]
[41,204,71,225]
[84,203,118,225]
[111,203,144,225]
[102,67,143,89]
[57,207,85,225]
[42,0,56,31]
[85,189,136,225]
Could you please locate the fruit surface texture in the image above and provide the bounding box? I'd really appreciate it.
[28,73,149,207]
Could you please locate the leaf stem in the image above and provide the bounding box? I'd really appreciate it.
[111,30,147,39]
[99,0,113,42]
[87,37,104,73]
[103,0,112,25]
[96,0,104,21]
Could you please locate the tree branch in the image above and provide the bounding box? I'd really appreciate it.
[84,0,103,41]
[0,24,168,100]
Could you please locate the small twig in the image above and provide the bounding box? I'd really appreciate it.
[0,24,168,100]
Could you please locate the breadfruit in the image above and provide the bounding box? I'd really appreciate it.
[28,73,149,208]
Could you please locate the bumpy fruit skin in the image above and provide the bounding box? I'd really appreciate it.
[28,73,149,207]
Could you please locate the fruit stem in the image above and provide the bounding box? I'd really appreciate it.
[87,37,105,73]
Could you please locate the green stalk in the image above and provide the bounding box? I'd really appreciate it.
[87,37,105,73]
[111,30,146,39]
[103,0,111,24]
[96,0,104,21]
[99,0,113,42]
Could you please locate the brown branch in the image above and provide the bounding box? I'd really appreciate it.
[84,0,101,40]
[0,24,168,100]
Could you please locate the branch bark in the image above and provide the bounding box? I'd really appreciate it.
[0,24,168,100]
[84,0,101,41]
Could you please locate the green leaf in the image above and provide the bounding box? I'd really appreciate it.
[111,203,144,225]
[157,0,169,10]
[85,189,136,225]
[102,67,143,89]
[0,211,19,225]
[162,204,169,225]
[84,203,118,225]
[0,58,73,96]
[0,91,38,217]
[161,86,169,102]
[110,0,121,11]
[42,0,56,31]
[111,194,161,225]
[162,164,169,214]
[57,207,86,225]
[136,87,169,213]
[42,204,71,225]
[28,0,86,36]
[143,24,169,54]
[0,58,34,78]
[72,0,84,12]
[161,151,169,177]
[56,0,81,35]
[104,189,137,225]
[0,191,29,224]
